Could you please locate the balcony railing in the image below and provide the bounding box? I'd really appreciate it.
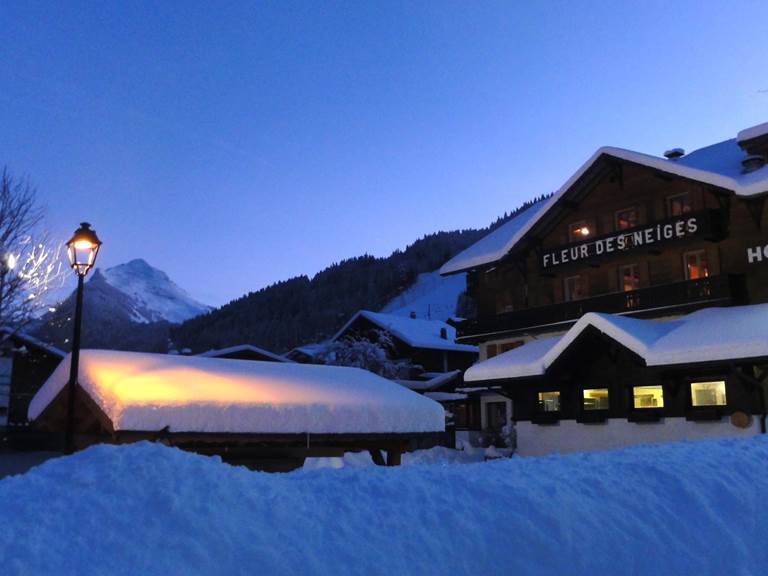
[458,274,747,339]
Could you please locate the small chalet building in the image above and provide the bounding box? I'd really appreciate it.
[330,310,478,374]
[28,350,445,470]
[441,121,768,455]
[0,328,65,431]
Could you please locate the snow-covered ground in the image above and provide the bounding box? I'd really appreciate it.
[2,436,767,575]
[381,270,466,321]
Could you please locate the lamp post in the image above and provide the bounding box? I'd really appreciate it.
[64,222,101,453]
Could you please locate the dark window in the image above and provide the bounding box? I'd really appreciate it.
[452,402,468,428]
[619,264,640,292]
[485,401,507,432]
[615,207,638,230]
[667,193,692,216]
[499,341,524,354]
[486,344,498,359]
[564,275,586,301]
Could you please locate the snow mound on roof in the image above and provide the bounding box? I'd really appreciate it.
[439,200,549,275]
[737,121,768,143]
[3,436,768,575]
[28,350,445,434]
[466,304,768,381]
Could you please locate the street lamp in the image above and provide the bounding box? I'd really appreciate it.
[64,222,101,453]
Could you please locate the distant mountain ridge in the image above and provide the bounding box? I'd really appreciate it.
[101,259,210,324]
[171,195,549,354]
[34,259,210,352]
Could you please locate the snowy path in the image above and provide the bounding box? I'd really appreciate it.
[1,437,767,575]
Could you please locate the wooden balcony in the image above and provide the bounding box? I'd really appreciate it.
[458,274,747,340]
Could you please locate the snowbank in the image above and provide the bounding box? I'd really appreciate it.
[28,350,445,434]
[2,436,767,575]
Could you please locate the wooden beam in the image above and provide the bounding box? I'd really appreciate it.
[386,447,402,467]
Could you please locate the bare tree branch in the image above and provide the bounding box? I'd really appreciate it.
[0,168,65,333]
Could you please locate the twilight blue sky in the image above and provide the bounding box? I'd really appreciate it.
[1,1,767,305]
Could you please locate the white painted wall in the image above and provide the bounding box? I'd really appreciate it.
[516,417,762,456]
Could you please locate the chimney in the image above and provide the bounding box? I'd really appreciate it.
[742,154,766,173]
[663,148,685,160]
[439,327,448,340]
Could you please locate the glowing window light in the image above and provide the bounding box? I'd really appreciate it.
[633,385,664,409]
[691,381,727,407]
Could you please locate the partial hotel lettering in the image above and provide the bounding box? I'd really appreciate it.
[542,216,700,269]
[747,243,768,264]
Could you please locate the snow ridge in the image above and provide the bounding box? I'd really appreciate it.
[2,436,767,575]
[100,259,210,324]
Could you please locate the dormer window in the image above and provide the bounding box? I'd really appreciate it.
[569,220,592,242]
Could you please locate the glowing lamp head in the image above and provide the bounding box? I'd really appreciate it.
[66,222,102,277]
[578,226,591,237]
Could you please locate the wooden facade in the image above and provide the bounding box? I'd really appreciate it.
[460,158,768,348]
[450,132,768,452]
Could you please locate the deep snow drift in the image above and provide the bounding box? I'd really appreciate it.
[2,436,767,575]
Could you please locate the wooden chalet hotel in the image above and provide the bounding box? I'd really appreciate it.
[441,121,768,455]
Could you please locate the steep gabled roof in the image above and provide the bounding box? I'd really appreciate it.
[197,344,291,363]
[332,310,478,354]
[439,200,548,275]
[465,304,768,382]
[440,130,768,276]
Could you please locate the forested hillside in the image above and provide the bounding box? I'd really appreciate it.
[171,197,548,353]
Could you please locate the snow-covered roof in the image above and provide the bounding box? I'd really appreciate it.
[0,327,65,358]
[397,370,461,392]
[737,121,768,143]
[439,201,548,275]
[197,344,290,363]
[333,310,478,353]
[465,304,768,381]
[441,131,768,275]
[28,350,445,434]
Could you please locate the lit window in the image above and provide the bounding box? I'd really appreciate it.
[633,385,664,409]
[668,193,692,217]
[615,207,638,230]
[691,381,727,407]
[538,391,561,412]
[583,388,609,411]
[569,220,591,242]
[684,250,710,280]
[619,264,640,292]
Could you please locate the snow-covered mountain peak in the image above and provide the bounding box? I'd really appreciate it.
[98,259,210,324]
